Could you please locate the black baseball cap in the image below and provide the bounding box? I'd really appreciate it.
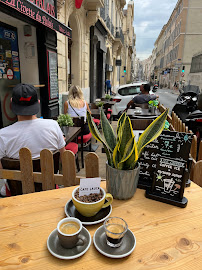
[11,84,39,116]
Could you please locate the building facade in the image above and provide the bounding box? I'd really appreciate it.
[0,0,71,127]
[151,0,202,89]
[57,0,135,108]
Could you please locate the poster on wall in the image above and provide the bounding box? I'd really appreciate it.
[0,24,20,80]
[0,23,20,127]
[47,50,59,100]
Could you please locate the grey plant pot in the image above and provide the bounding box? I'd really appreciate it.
[61,126,69,133]
[149,106,156,114]
[106,163,140,200]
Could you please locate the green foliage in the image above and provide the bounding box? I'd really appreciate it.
[87,108,168,170]
[96,101,104,107]
[148,100,159,107]
[105,94,111,100]
[57,114,74,127]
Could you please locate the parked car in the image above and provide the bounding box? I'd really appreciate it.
[112,82,154,118]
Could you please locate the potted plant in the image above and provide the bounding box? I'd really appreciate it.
[96,101,104,111]
[57,113,74,133]
[148,100,159,113]
[105,94,111,100]
[87,108,168,200]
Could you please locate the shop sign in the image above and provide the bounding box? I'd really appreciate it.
[7,68,14,80]
[116,60,122,66]
[0,0,72,38]
[28,0,55,17]
[106,64,113,72]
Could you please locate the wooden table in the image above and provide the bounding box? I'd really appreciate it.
[62,126,81,145]
[91,109,101,118]
[127,108,161,119]
[0,182,202,269]
[62,127,83,168]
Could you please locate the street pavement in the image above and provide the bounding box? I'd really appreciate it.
[157,88,179,113]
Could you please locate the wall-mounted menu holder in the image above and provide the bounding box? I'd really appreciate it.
[138,131,193,190]
[145,157,188,208]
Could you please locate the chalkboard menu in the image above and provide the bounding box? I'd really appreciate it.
[48,50,59,100]
[146,157,188,208]
[138,131,193,189]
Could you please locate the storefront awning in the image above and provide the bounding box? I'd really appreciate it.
[0,0,72,38]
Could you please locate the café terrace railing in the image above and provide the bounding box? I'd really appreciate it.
[0,149,99,194]
[0,109,201,194]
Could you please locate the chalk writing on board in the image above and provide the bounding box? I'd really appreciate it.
[153,157,185,198]
[48,50,59,100]
[139,131,193,182]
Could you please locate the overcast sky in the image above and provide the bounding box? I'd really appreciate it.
[126,0,178,60]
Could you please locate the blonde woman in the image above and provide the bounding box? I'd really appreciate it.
[64,85,91,134]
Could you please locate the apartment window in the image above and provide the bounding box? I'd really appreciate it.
[106,0,109,17]
[190,54,202,73]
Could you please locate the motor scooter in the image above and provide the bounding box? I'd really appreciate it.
[152,84,158,92]
[172,85,202,142]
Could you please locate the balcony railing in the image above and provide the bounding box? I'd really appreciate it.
[100,7,105,20]
[111,23,114,36]
[115,27,124,44]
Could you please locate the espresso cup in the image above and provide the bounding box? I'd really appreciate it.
[57,217,85,249]
[104,217,128,248]
[72,187,113,217]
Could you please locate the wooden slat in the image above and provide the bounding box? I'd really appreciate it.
[171,111,175,126]
[62,150,77,186]
[85,152,99,178]
[170,124,175,131]
[192,160,202,187]
[19,148,35,194]
[185,126,189,133]
[167,114,172,124]
[198,140,202,161]
[190,135,197,161]
[40,149,55,190]
[173,113,177,130]
[182,123,186,132]
[179,118,182,132]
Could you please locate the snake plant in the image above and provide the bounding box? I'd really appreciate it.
[87,108,168,170]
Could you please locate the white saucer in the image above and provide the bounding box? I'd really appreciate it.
[93,225,136,258]
[47,227,91,260]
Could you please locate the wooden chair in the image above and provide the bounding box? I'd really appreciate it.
[0,149,99,195]
[131,103,149,109]
[131,119,153,130]
[198,140,202,161]
[192,160,202,187]
[72,117,92,168]
[89,103,98,109]
[1,150,60,196]
[65,143,80,172]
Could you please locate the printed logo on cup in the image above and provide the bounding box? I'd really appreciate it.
[79,178,101,197]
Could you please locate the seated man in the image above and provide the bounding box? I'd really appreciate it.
[0,84,65,196]
[125,84,159,110]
